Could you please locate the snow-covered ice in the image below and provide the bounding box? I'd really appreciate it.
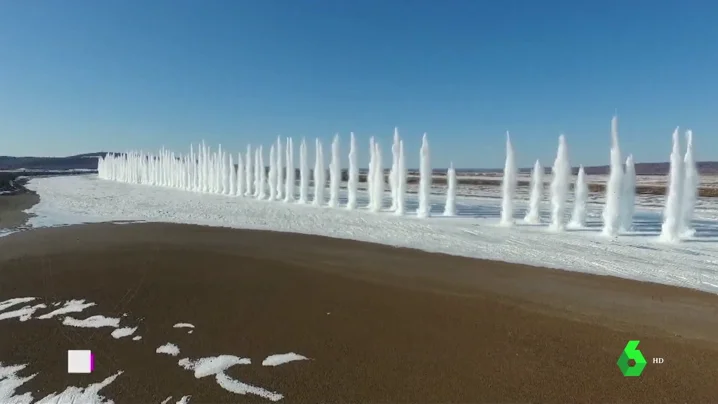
[21,174,718,294]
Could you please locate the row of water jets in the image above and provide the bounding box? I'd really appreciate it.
[97,117,699,243]
[506,116,699,243]
[98,129,426,216]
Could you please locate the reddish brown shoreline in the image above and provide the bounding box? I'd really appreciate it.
[2,223,718,403]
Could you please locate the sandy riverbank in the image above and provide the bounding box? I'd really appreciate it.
[2,223,718,402]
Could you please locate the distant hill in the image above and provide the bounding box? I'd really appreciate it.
[580,161,718,176]
[0,152,109,171]
[1,152,717,176]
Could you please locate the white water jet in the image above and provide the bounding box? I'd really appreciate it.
[229,154,236,196]
[312,138,325,206]
[548,135,571,231]
[276,136,284,200]
[389,127,400,210]
[602,116,623,237]
[367,137,375,209]
[245,145,253,196]
[620,155,636,231]
[284,137,295,202]
[524,160,543,224]
[256,146,266,200]
[443,162,457,216]
[299,138,309,204]
[347,132,358,210]
[681,130,698,237]
[370,141,383,212]
[417,133,431,218]
[395,139,406,215]
[253,148,260,197]
[268,144,277,200]
[660,127,685,242]
[237,152,245,196]
[568,165,589,228]
[218,145,225,194]
[499,132,517,226]
[329,134,341,208]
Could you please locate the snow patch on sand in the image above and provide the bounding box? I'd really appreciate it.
[177,355,250,378]
[173,323,194,328]
[34,371,123,404]
[111,326,137,339]
[37,299,96,319]
[132,336,142,341]
[0,304,47,321]
[0,363,36,404]
[157,343,180,356]
[0,297,36,312]
[63,315,120,328]
[0,362,122,404]
[176,396,191,404]
[261,353,309,366]
[176,355,281,402]
[215,371,283,402]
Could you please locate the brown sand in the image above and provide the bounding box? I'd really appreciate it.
[0,191,38,229]
[2,223,718,403]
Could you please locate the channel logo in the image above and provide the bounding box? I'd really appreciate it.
[617,340,664,376]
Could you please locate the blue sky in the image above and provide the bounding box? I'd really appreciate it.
[1,0,717,169]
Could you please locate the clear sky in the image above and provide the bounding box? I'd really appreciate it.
[1,0,717,169]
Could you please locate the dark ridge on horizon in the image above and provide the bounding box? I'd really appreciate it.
[1,153,718,175]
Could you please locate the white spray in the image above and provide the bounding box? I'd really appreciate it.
[268,144,277,200]
[524,160,544,224]
[229,154,236,196]
[568,165,589,228]
[299,138,309,204]
[370,141,384,212]
[417,133,432,218]
[329,134,341,208]
[367,137,375,209]
[395,140,407,216]
[284,137,295,202]
[257,146,266,200]
[237,152,245,196]
[276,136,284,200]
[660,128,685,242]
[681,130,698,237]
[500,132,517,226]
[549,135,571,231]
[390,127,400,210]
[245,145,253,196]
[602,116,623,237]
[313,138,325,206]
[347,132,358,210]
[620,155,636,231]
[443,162,457,216]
